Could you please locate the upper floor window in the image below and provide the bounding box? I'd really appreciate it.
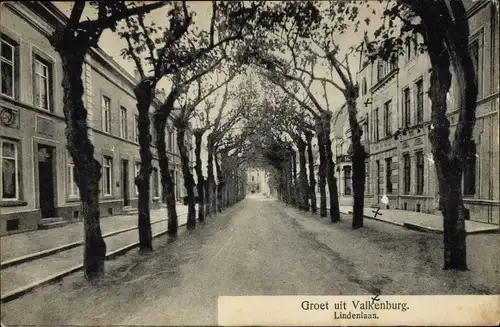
[361,78,367,95]
[383,100,392,136]
[1,139,19,200]
[34,56,52,110]
[101,96,111,133]
[1,37,16,98]
[376,60,384,81]
[119,106,128,139]
[415,79,424,124]
[374,108,380,142]
[405,35,418,61]
[169,130,175,152]
[403,87,411,128]
[376,59,397,81]
[469,36,483,97]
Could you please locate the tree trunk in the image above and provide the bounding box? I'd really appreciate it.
[153,111,178,235]
[322,113,341,222]
[215,153,224,212]
[346,94,366,229]
[176,125,196,229]
[291,151,298,207]
[206,137,215,216]
[297,140,309,211]
[194,131,206,222]
[315,120,327,217]
[407,0,473,270]
[61,53,106,279]
[133,79,155,252]
[305,131,317,214]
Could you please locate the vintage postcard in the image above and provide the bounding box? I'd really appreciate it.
[0,0,498,326]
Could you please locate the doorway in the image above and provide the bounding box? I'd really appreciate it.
[38,144,56,218]
[122,159,130,206]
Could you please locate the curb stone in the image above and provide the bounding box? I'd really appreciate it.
[0,219,187,304]
[0,218,169,269]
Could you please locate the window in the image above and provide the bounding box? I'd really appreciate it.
[416,151,424,195]
[67,162,79,198]
[1,37,15,98]
[169,130,175,152]
[102,96,111,133]
[383,100,392,136]
[416,79,424,124]
[344,166,352,196]
[469,38,482,97]
[377,60,384,81]
[103,156,113,196]
[463,141,476,196]
[405,37,413,62]
[403,153,411,194]
[134,115,140,143]
[152,167,160,198]
[374,108,380,141]
[376,160,381,195]
[1,140,19,200]
[34,57,51,110]
[134,162,141,195]
[403,87,411,128]
[252,176,254,182]
[362,78,367,95]
[119,106,128,139]
[385,157,393,193]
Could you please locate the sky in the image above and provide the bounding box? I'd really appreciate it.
[52,1,386,130]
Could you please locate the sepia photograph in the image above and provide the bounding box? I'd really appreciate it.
[0,0,499,326]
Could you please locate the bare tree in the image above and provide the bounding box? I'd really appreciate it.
[171,60,238,229]
[366,0,478,270]
[119,1,191,252]
[39,1,165,278]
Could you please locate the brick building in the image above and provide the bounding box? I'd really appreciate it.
[341,0,498,224]
[0,2,192,235]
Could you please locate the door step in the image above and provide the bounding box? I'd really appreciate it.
[122,206,138,215]
[38,217,69,229]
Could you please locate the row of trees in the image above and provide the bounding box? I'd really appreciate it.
[234,0,477,272]
[42,1,321,279]
[43,0,477,279]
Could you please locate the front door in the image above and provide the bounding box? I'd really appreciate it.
[122,159,130,206]
[38,145,56,218]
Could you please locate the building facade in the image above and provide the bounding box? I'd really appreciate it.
[246,168,267,194]
[339,0,498,224]
[0,2,192,235]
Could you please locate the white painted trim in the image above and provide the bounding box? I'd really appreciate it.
[32,135,59,144]
[0,209,38,215]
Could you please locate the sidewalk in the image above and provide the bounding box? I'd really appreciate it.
[1,204,190,263]
[313,196,498,234]
[337,205,499,234]
[1,204,195,299]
